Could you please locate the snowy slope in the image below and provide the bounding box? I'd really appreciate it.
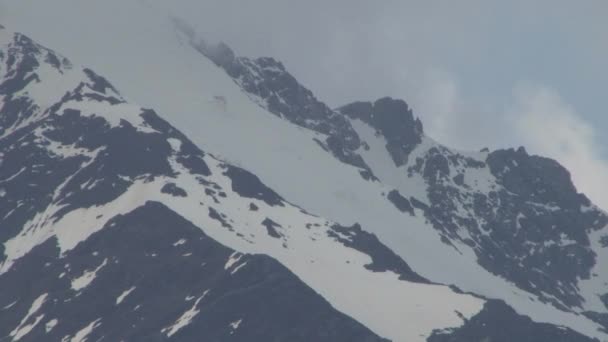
[0,26,489,341]
[2,0,608,340]
[2,201,389,342]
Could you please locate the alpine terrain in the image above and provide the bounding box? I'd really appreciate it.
[1,1,608,341]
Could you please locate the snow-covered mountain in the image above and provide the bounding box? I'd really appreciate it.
[0,26,473,341]
[1,1,608,341]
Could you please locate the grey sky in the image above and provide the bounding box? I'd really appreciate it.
[167,0,608,209]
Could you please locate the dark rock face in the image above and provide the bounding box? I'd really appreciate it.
[339,98,424,167]
[478,148,606,308]
[387,190,415,216]
[0,29,226,268]
[233,55,372,174]
[47,112,175,221]
[0,33,45,136]
[174,22,374,177]
[223,165,284,207]
[487,147,589,208]
[208,207,233,230]
[328,223,428,283]
[428,300,597,342]
[0,35,102,259]
[262,218,283,239]
[81,68,122,102]
[408,144,608,309]
[0,202,387,342]
[161,183,188,197]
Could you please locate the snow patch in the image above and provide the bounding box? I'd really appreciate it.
[45,319,59,332]
[229,318,242,334]
[115,286,136,305]
[71,259,107,291]
[173,238,186,247]
[224,252,242,270]
[10,293,48,341]
[162,290,210,338]
[230,261,248,275]
[69,318,101,342]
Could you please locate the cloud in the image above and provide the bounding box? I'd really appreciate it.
[406,74,608,212]
[509,84,608,211]
[413,69,460,145]
[404,68,512,152]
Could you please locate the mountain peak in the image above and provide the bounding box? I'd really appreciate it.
[338,97,424,167]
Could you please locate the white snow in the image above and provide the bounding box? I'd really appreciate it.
[3,300,18,310]
[350,119,431,205]
[69,318,101,342]
[71,258,108,291]
[172,238,187,247]
[224,252,243,270]
[230,261,248,275]
[167,138,182,152]
[229,318,242,334]
[155,156,484,341]
[45,319,59,332]
[13,315,45,341]
[461,159,498,195]
[0,179,157,274]
[162,290,209,338]
[10,293,47,341]
[115,286,136,305]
